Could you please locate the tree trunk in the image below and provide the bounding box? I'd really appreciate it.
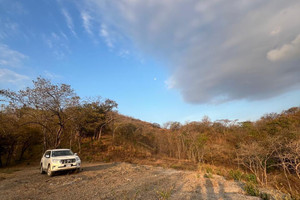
[43,128,47,152]
[113,125,120,143]
[19,141,30,161]
[55,125,63,148]
[97,123,106,141]
[281,158,292,193]
[6,142,16,166]
[69,136,72,149]
[0,155,3,168]
[76,131,82,154]
[93,129,97,140]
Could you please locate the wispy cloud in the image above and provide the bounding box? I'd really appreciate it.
[0,43,30,89]
[0,0,27,40]
[83,0,300,103]
[42,32,71,59]
[100,24,114,49]
[0,21,19,39]
[44,70,62,79]
[118,49,130,58]
[61,8,77,37]
[0,44,27,68]
[0,68,30,89]
[81,11,93,35]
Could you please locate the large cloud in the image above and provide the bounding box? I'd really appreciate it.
[83,0,300,103]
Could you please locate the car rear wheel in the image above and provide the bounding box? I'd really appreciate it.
[47,165,54,177]
[40,164,45,174]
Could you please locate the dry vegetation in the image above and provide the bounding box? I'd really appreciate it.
[0,78,299,199]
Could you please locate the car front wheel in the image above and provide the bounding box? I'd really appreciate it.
[40,164,45,174]
[47,165,54,177]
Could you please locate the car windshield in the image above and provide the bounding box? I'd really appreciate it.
[52,150,73,157]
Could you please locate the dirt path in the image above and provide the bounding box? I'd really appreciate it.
[0,162,260,200]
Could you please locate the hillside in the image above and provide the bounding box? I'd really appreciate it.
[1,78,299,199]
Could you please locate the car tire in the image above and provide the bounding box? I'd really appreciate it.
[47,165,54,177]
[76,168,80,173]
[40,164,45,174]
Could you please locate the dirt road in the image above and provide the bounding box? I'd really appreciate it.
[0,162,260,200]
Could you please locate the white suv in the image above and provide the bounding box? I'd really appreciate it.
[40,149,81,176]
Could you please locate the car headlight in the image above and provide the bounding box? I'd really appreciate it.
[52,159,60,163]
[75,157,80,162]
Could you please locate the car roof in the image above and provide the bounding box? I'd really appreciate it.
[47,149,71,151]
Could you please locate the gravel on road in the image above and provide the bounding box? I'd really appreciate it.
[0,162,261,200]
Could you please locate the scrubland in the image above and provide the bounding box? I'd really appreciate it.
[1,78,299,199]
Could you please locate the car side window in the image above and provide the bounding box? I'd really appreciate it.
[45,151,51,158]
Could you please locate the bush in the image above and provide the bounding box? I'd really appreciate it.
[259,192,271,200]
[229,169,243,181]
[204,172,213,179]
[244,182,259,197]
[243,173,257,184]
[205,167,213,174]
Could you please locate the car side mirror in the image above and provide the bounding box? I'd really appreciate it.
[74,153,78,156]
[46,155,50,158]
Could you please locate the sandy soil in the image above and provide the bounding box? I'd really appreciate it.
[0,162,261,200]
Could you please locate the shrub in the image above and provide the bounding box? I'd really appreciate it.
[204,172,213,178]
[205,167,213,174]
[259,192,271,200]
[156,187,173,200]
[229,169,243,181]
[244,182,259,197]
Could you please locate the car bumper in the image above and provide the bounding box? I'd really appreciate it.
[51,162,81,172]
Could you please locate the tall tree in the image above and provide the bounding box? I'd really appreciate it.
[0,77,79,149]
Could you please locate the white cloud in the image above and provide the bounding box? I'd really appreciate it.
[42,32,71,59]
[165,77,176,89]
[0,44,27,68]
[0,44,30,89]
[44,70,62,79]
[61,9,77,37]
[0,1,27,40]
[118,49,130,58]
[81,11,93,35]
[270,26,281,36]
[82,0,300,103]
[100,24,114,48]
[267,34,300,62]
[0,68,29,88]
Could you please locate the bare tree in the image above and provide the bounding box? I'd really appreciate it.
[237,140,275,185]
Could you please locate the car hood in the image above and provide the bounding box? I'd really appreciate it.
[52,155,77,160]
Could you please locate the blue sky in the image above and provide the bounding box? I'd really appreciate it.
[0,0,299,125]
